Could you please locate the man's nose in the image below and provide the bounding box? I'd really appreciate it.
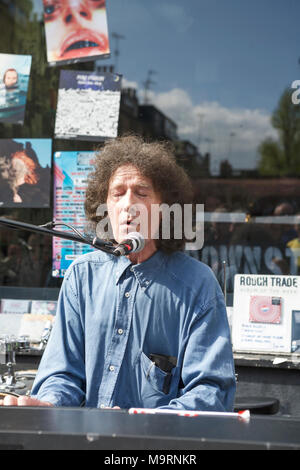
[63,1,92,24]
[121,191,140,214]
[122,190,135,209]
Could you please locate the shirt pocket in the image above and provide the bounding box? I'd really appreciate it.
[140,350,172,395]
[136,350,180,408]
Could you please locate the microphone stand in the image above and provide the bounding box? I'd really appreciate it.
[0,217,120,257]
[0,217,119,394]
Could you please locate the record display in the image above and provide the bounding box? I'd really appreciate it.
[0,139,52,207]
[249,295,282,324]
[233,274,300,353]
[52,150,96,277]
[54,70,121,141]
[0,53,32,125]
[43,0,110,66]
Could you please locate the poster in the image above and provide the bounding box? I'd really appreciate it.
[0,139,52,207]
[43,0,110,66]
[232,274,300,353]
[31,300,57,315]
[0,53,32,124]
[0,299,31,314]
[52,150,96,277]
[54,70,121,141]
[291,310,300,353]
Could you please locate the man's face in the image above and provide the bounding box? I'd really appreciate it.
[0,156,12,180]
[43,0,109,62]
[4,70,18,88]
[106,165,162,245]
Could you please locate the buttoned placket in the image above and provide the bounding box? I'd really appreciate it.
[97,265,137,408]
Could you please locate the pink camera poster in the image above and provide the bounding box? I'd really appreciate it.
[232,274,300,353]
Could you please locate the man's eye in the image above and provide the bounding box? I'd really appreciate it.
[44,5,55,14]
[43,1,61,20]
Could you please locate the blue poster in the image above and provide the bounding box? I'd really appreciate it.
[52,150,96,277]
[0,53,32,125]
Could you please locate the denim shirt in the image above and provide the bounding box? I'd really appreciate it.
[31,250,236,410]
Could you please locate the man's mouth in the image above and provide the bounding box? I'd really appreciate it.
[120,219,139,233]
[59,30,109,59]
[122,220,136,227]
[64,40,100,52]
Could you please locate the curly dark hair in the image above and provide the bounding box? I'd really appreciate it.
[85,135,194,253]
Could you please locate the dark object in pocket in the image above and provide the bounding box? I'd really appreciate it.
[149,353,177,394]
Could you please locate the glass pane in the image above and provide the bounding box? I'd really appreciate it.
[0,0,299,297]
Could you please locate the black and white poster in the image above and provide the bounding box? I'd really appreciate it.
[54,70,122,141]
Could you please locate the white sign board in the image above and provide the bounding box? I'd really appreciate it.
[232,274,300,353]
[0,299,31,314]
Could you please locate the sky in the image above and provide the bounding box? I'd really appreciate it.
[0,53,32,76]
[33,0,300,174]
[14,138,52,168]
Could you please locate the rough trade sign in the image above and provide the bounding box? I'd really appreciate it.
[239,275,298,289]
[232,274,300,353]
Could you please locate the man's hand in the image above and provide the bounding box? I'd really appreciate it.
[0,395,53,407]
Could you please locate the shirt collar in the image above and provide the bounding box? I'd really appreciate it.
[114,250,167,289]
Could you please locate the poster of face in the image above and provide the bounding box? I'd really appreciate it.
[54,70,122,141]
[0,139,52,207]
[52,150,96,277]
[43,0,110,66]
[0,53,32,124]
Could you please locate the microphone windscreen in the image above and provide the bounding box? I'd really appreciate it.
[127,232,145,253]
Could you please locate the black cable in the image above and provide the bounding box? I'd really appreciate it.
[39,221,88,242]
[39,220,114,248]
[0,217,118,256]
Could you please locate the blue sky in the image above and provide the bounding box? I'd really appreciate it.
[104,0,299,111]
[14,138,52,168]
[0,53,32,76]
[33,0,300,172]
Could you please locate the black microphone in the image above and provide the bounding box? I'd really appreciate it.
[113,232,145,256]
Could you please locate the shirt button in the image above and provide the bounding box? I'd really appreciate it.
[118,328,123,335]
[130,266,134,272]
[100,404,105,408]
[109,365,115,372]
[125,292,130,298]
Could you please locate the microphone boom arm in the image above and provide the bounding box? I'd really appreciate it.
[0,217,119,256]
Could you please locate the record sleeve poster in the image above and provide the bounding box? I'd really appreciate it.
[232,274,300,353]
[52,151,96,277]
[0,139,52,207]
[0,53,32,125]
[54,70,121,141]
[43,0,110,66]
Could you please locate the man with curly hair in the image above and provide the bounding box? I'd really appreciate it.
[2,135,236,411]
